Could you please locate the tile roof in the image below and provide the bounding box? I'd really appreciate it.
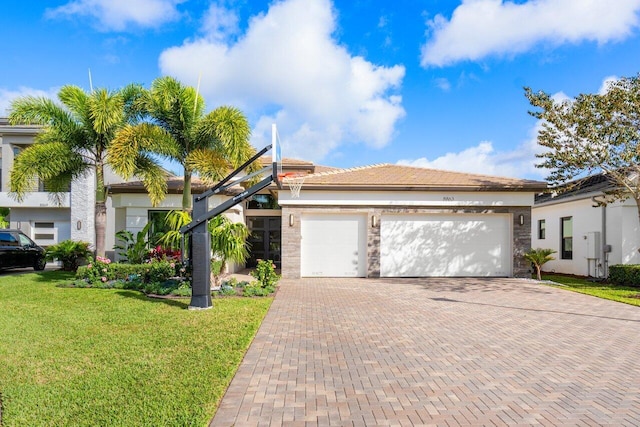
[109,176,211,194]
[535,173,615,204]
[295,164,546,191]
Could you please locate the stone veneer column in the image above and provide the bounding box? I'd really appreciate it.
[281,207,301,279]
[512,207,532,278]
[367,210,381,278]
[70,170,96,249]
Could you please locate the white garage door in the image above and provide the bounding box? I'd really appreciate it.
[381,214,511,277]
[301,214,367,277]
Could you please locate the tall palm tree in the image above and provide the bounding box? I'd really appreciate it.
[110,76,255,212]
[8,85,167,257]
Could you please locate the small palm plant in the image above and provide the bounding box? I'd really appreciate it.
[524,248,557,280]
[45,240,93,271]
[209,215,250,286]
[158,210,250,285]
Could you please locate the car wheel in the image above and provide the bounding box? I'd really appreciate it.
[34,257,46,271]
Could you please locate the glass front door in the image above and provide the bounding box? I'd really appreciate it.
[247,216,281,268]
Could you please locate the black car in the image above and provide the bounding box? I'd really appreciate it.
[0,230,46,271]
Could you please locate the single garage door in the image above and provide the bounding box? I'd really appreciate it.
[301,213,367,277]
[381,213,511,277]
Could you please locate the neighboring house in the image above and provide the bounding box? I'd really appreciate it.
[532,174,640,278]
[0,118,139,255]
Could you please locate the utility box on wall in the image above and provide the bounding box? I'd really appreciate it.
[586,231,601,259]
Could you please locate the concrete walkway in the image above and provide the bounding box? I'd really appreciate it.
[211,278,640,426]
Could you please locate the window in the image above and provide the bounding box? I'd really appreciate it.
[246,194,280,210]
[147,210,171,246]
[561,217,573,259]
[34,222,55,228]
[0,232,19,246]
[538,219,546,239]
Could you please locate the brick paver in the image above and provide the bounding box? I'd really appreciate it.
[211,278,640,426]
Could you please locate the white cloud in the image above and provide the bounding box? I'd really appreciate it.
[434,78,451,91]
[46,0,185,31]
[598,75,619,94]
[398,118,550,179]
[201,3,239,42]
[399,72,613,180]
[0,87,59,116]
[421,0,640,67]
[159,0,405,162]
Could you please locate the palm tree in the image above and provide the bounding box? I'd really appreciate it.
[8,85,167,257]
[109,76,255,212]
[524,248,557,280]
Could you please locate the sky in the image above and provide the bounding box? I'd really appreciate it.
[1,0,640,180]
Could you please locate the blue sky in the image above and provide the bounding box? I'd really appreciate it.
[2,0,640,180]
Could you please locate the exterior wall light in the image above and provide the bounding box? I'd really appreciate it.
[289,214,294,227]
[77,220,82,230]
[519,214,524,226]
[371,215,378,228]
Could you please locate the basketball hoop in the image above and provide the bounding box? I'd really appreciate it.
[278,173,306,198]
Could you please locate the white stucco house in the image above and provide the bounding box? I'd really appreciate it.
[532,173,640,278]
[0,118,138,257]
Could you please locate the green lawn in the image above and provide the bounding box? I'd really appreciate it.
[542,273,640,307]
[0,271,272,426]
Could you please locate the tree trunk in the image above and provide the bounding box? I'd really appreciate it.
[95,162,107,257]
[536,265,542,281]
[95,201,107,258]
[183,170,192,212]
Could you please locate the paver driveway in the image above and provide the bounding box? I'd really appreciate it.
[211,278,640,426]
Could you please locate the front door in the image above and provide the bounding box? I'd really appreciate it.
[247,217,281,268]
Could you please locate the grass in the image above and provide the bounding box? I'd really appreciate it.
[0,271,272,426]
[541,273,640,307]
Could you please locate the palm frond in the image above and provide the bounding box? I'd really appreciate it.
[9,96,72,127]
[131,154,169,207]
[9,142,86,201]
[158,210,192,248]
[196,106,253,167]
[184,148,230,183]
[89,88,124,136]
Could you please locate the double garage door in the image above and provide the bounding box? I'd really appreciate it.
[300,213,511,277]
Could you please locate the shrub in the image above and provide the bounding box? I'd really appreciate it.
[251,259,280,288]
[114,223,151,264]
[609,264,640,287]
[46,240,93,271]
[243,281,275,297]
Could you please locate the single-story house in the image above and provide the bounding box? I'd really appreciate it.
[532,173,640,278]
[277,164,546,279]
[110,160,545,279]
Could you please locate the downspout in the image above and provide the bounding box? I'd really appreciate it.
[592,196,608,279]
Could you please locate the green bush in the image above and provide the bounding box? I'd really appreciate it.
[46,240,93,271]
[243,281,275,297]
[609,264,640,286]
[251,259,280,288]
